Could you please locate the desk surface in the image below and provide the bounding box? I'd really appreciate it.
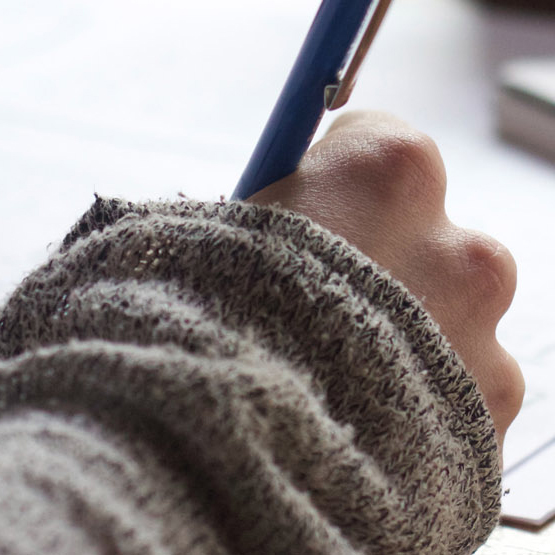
[1,1,555,552]
[479,522,555,554]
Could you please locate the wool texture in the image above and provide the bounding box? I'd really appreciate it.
[0,196,501,554]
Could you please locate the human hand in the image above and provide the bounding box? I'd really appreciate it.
[247,111,524,451]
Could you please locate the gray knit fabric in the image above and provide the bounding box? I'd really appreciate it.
[0,196,501,554]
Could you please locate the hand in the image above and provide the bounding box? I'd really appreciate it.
[247,111,524,452]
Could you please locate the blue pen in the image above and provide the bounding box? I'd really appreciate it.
[231,0,392,201]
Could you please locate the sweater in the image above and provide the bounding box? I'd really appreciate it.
[0,196,501,554]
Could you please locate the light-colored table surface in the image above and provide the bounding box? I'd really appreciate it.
[1,1,555,552]
[479,522,555,554]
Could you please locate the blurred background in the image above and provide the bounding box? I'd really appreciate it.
[1,0,555,547]
[0,0,554,299]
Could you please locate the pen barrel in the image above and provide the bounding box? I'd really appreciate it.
[231,0,375,200]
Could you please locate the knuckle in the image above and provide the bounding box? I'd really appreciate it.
[486,350,525,436]
[459,232,517,312]
[374,130,447,202]
[307,119,449,218]
[327,111,367,132]
[312,112,446,202]
[320,126,447,207]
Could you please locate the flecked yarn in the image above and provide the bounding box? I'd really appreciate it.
[0,197,501,554]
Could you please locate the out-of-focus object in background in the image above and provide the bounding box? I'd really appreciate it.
[476,0,555,13]
[497,57,555,161]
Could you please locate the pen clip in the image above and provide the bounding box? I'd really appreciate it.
[324,0,392,111]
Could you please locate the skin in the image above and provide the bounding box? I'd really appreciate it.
[248,111,525,456]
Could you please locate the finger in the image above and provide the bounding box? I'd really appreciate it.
[303,110,449,233]
[477,346,524,449]
[324,110,412,136]
[437,228,518,328]
[416,225,523,440]
[417,227,518,343]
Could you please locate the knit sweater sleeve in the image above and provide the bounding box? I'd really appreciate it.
[0,196,501,555]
